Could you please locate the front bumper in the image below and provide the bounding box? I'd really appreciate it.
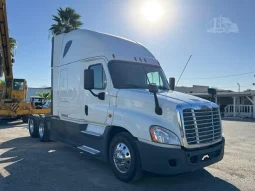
[136,137,225,175]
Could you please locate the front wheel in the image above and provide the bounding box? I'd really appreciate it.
[109,132,143,182]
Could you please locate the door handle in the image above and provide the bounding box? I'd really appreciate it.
[85,105,88,116]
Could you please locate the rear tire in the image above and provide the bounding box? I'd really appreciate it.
[109,132,143,182]
[38,118,50,142]
[28,116,39,138]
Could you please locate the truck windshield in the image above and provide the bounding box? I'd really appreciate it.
[108,61,170,90]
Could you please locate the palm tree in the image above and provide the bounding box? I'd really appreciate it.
[0,79,4,86]
[36,92,51,100]
[0,79,4,98]
[49,7,83,36]
[9,37,17,57]
[0,37,17,76]
[9,37,17,51]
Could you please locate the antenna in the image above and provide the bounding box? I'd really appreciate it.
[176,55,192,86]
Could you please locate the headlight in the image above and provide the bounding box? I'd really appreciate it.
[150,126,181,145]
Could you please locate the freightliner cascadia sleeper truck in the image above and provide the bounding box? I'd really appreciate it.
[28,29,224,182]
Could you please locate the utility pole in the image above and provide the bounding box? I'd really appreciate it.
[237,83,240,92]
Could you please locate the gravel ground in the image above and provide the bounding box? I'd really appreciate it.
[0,120,255,191]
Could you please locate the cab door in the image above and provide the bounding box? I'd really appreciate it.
[84,60,109,125]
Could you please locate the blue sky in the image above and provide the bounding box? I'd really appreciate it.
[7,0,255,91]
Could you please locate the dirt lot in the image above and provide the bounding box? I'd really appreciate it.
[0,120,255,191]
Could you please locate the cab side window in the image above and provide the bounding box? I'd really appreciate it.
[89,64,107,89]
[147,71,163,86]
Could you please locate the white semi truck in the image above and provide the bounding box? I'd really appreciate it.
[28,29,225,182]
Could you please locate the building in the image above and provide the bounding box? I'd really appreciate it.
[26,87,51,101]
[175,85,232,94]
[175,85,255,119]
[175,85,209,93]
[191,91,255,119]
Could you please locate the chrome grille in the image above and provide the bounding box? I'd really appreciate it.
[183,107,222,145]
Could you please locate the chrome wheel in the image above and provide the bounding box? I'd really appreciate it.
[113,143,131,173]
[29,119,34,133]
[39,122,44,138]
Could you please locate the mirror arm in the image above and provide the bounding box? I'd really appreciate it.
[89,90,98,97]
[153,92,162,115]
[88,90,105,100]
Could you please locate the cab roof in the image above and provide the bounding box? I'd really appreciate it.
[53,29,158,67]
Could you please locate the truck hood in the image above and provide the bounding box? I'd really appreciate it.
[117,89,215,110]
[158,90,211,105]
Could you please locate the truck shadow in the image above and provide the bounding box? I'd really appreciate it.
[0,136,239,191]
[137,170,239,190]
[0,119,26,129]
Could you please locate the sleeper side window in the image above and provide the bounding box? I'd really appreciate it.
[88,64,107,89]
[63,40,72,58]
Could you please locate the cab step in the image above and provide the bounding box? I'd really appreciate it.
[81,130,101,137]
[77,145,100,155]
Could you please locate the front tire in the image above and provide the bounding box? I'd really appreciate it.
[39,118,50,142]
[109,132,143,182]
[28,116,39,138]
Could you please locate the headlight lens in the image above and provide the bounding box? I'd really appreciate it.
[150,126,181,145]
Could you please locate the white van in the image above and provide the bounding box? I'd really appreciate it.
[28,29,225,182]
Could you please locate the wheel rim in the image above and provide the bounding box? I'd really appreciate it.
[113,143,131,173]
[39,122,44,138]
[29,119,34,133]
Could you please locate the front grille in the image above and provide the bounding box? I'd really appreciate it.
[182,108,222,145]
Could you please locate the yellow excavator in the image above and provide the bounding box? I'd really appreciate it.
[0,0,50,122]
